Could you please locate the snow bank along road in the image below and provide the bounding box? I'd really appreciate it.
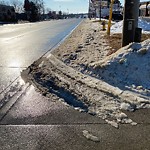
[0,19,82,105]
[22,19,150,128]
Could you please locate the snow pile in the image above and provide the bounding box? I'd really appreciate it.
[111,18,150,33]
[90,39,150,98]
[21,20,150,128]
[111,20,123,33]
[24,52,146,128]
[138,18,150,32]
[86,39,150,127]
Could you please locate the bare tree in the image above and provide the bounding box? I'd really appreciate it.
[9,0,23,13]
[45,7,51,14]
[31,0,45,15]
[0,0,5,4]
[0,0,9,5]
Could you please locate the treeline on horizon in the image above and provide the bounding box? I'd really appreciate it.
[0,0,85,22]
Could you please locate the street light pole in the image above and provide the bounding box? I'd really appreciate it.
[88,0,91,19]
[99,0,102,21]
[122,0,140,47]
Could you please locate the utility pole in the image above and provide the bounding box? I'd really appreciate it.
[122,0,140,47]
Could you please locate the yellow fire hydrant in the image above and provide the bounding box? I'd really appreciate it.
[101,20,106,31]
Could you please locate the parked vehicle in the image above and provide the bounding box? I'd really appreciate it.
[104,13,123,21]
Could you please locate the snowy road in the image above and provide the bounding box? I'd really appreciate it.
[0,19,82,93]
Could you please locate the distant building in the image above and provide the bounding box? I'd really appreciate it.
[0,4,16,22]
[139,1,150,16]
[88,0,122,18]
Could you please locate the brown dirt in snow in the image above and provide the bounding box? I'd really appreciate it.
[105,33,150,56]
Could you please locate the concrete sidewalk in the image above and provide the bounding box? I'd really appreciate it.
[0,84,150,150]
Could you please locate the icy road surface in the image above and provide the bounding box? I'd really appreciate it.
[0,19,82,93]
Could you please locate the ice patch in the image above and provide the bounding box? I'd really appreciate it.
[105,120,119,128]
[82,130,100,142]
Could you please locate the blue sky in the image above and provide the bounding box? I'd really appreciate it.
[44,0,149,13]
[44,0,89,13]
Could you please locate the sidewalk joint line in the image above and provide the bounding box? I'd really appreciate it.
[0,66,27,69]
[0,123,150,126]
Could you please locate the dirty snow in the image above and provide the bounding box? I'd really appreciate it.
[89,39,150,98]
[22,19,150,128]
[82,130,100,142]
[111,18,150,34]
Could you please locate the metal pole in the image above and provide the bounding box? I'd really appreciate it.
[99,0,101,21]
[107,0,114,35]
[88,0,91,19]
[122,0,140,47]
